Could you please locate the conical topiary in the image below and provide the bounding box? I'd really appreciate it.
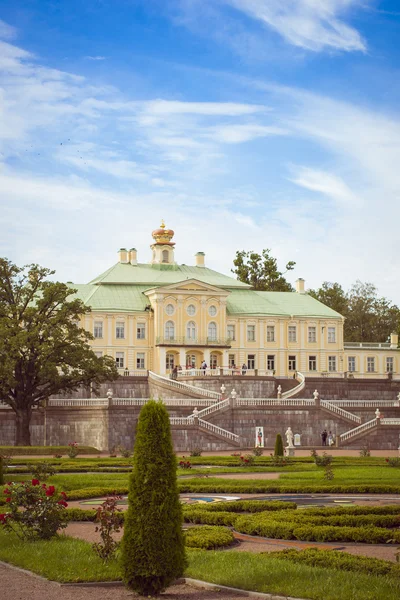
[121,399,187,596]
[274,433,284,456]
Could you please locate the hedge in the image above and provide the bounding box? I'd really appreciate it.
[177,481,400,494]
[0,446,99,456]
[267,548,400,579]
[193,500,297,513]
[184,526,235,549]
[183,510,238,526]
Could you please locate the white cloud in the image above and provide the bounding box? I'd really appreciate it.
[140,99,268,116]
[84,56,107,61]
[224,0,366,52]
[206,123,288,143]
[0,19,17,41]
[289,166,361,206]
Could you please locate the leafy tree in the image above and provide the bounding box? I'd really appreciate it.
[232,249,296,291]
[274,433,284,457]
[308,282,348,318]
[121,399,187,596]
[0,259,118,446]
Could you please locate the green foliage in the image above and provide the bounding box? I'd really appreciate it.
[121,400,187,596]
[252,446,263,456]
[183,509,237,526]
[193,500,297,513]
[239,454,255,466]
[386,457,400,467]
[323,465,334,480]
[267,548,400,579]
[0,259,118,445]
[274,433,284,456]
[31,461,56,481]
[0,458,3,485]
[232,249,295,291]
[92,496,122,562]
[189,447,202,457]
[314,452,332,467]
[184,525,234,549]
[359,444,371,457]
[0,445,99,456]
[309,280,400,342]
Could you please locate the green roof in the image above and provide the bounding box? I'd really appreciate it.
[89,262,250,289]
[71,284,150,312]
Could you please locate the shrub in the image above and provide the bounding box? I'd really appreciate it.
[199,500,297,513]
[67,442,79,458]
[92,496,122,562]
[31,462,56,481]
[184,525,235,549]
[0,446,98,456]
[253,446,263,456]
[239,454,255,467]
[274,434,284,456]
[315,452,332,467]
[121,400,187,596]
[190,447,202,457]
[324,465,334,480]
[386,457,400,467]
[269,454,290,467]
[1,479,68,540]
[359,444,371,458]
[183,509,237,526]
[119,446,132,458]
[178,459,191,469]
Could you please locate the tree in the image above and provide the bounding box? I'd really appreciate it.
[274,433,284,457]
[0,259,118,446]
[121,400,187,596]
[308,282,348,318]
[232,249,296,291]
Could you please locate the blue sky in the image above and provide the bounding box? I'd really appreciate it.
[1,1,400,299]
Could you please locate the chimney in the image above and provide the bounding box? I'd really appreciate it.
[118,248,129,263]
[295,278,305,294]
[390,332,398,348]
[129,248,137,266]
[195,252,205,268]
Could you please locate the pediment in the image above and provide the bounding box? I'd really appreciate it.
[144,279,230,297]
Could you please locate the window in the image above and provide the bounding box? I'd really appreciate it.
[247,324,256,342]
[288,326,297,343]
[227,324,236,341]
[208,322,217,341]
[186,354,196,368]
[165,304,174,316]
[115,352,124,368]
[267,355,275,371]
[309,356,317,371]
[94,351,103,359]
[116,321,125,339]
[328,356,337,372]
[247,354,255,369]
[308,326,316,343]
[137,323,146,339]
[386,357,394,373]
[210,353,218,368]
[288,355,296,371]
[187,304,196,316]
[165,320,175,340]
[208,305,217,317]
[367,357,375,372]
[162,249,169,263]
[267,325,275,342]
[228,354,236,367]
[136,353,145,369]
[328,327,336,343]
[166,353,175,370]
[348,356,356,372]
[186,321,196,340]
[94,321,103,338]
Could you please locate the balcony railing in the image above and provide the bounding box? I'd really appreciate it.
[155,336,232,347]
[344,342,392,349]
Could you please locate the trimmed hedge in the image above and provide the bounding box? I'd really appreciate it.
[184,526,235,549]
[177,480,400,494]
[196,500,297,513]
[183,509,238,526]
[0,446,99,456]
[63,487,129,500]
[267,548,400,579]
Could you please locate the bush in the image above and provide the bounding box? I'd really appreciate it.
[178,459,191,469]
[0,446,98,456]
[1,479,68,540]
[92,496,122,562]
[239,454,255,467]
[194,500,297,513]
[386,458,400,467]
[190,447,202,457]
[253,447,263,456]
[269,455,291,467]
[359,444,371,458]
[274,433,284,456]
[184,525,235,549]
[315,452,332,467]
[121,400,187,596]
[119,446,132,458]
[183,509,237,527]
[31,462,56,481]
[67,442,79,458]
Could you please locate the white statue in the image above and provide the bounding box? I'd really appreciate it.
[375,408,381,419]
[277,385,282,398]
[313,389,319,401]
[285,427,294,448]
[192,407,199,418]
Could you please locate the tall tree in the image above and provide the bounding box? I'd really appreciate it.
[0,259,118,445]
[308,282,348,317]
[121,399,187,596]
[232,249,296,291]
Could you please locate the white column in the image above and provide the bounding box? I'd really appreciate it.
[179,348,186,367]
[204,349,211,366]
[159,347,166,375]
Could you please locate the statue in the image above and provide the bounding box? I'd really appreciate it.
[313,389,319,401]
[285,426,294,448]
[277,385,282,399]
[375,408,381,419]
[192,407,199,418]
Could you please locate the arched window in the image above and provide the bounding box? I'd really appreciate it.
[162,249,169,263]
[166,353,175,370]
[165,320,175,340]
[186,321,196,340]
[210,353,218,368]
[208,322,217,341]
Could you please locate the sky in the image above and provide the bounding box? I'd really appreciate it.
[1,1,400,299]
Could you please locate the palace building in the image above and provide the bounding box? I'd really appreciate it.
[72,223,400,380]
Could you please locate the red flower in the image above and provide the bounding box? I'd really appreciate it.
[57,500,68,507]
[385,458,389,462]
[3,489,10,495]
[42,484,47,489]
[0,514,7,523]
[46,486,55,497]
[60,491,67,498]
[5,498,11,503]
[31,479,40,486]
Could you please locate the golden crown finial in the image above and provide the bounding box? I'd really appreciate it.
[160,219,165,229]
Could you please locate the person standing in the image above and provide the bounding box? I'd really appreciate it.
[321,429,328,446]
[242,363,247,376]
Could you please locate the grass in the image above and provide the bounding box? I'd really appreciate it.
[0,529,399,600]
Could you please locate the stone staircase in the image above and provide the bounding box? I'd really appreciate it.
[148,371,221,400]
[339,418,400,444]
[320,399,361,425]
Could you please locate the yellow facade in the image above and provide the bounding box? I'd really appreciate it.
[76,224,400,379]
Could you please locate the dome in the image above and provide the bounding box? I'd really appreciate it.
[152,221,175,245]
